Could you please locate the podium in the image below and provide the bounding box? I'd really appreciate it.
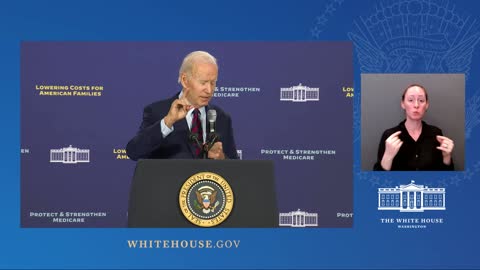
[128,159,278,227]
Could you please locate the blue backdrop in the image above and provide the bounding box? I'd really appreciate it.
[20,42,353,228]
[2,0,480,268]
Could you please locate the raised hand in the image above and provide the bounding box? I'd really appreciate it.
[436,135,454,165]
[164,97,192,128]
[381,131,403,170]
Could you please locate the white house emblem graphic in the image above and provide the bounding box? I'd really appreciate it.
[50,145,90,164]
[378,180,445,212]
[280,83,319,102]
[279,209,318,227]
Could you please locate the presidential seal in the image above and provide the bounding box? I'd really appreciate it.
[179,172,234,227]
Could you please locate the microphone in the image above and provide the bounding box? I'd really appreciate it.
[189,133,201,148]
[189,132,206,159]
[207,109,217,133]
[206,109,219,152]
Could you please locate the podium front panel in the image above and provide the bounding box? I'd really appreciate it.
[128,159,277,227]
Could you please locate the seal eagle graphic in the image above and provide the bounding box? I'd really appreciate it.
[179,172,234,227]
[195,186,220,214]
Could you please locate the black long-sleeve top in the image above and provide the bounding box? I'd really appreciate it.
[373,120,454,171]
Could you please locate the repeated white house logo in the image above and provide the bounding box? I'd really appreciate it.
[378,180,445,212]
[279,209,318,227]
[50,145,90,164]
[280,83,319,102]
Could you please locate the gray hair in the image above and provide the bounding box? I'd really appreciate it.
[178,51,217,84]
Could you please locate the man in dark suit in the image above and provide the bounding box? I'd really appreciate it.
[126,51,238,161]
